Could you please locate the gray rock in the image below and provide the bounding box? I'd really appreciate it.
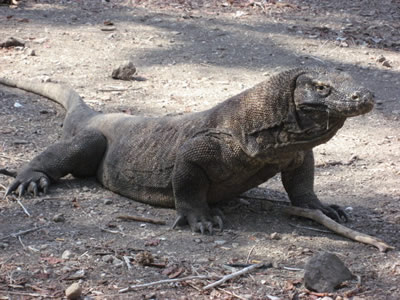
[304,251,353,292]
[53,213,65,222]
[0,37,25,48]
[112,61,136,80]
[65,282,82,300]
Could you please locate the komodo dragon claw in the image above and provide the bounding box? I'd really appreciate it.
[5,171,50,198]
[172,209,224,235]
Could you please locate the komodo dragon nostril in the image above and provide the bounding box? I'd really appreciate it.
[351,92,360,101]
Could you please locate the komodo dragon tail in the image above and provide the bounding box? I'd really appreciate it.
[0,77,86,111]
[0,77,97,136]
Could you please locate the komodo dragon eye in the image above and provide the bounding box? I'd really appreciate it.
[314,83,331,96]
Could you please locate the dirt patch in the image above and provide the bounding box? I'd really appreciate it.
[1,0,399,299]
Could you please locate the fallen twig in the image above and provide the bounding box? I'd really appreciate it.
[119,275,211,293]
[123,256,132,270]
[283,206,395,252]
[0,225,47,241]
[289,222,331,233]
[0,290,42,297]
[17,199,31,217]
[203,263,265,290]
[217,287,247,300]
[117,215,166,225]
[246,245,256,264]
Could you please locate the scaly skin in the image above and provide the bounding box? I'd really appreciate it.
[0,68,374,234]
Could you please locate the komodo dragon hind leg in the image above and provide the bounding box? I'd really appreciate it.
[5,129,107,197]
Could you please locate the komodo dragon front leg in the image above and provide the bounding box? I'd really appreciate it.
[6,129,107,197]
[282,150,348,222]
[171,135,227,234]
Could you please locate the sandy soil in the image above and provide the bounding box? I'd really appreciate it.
[0,0,399,299]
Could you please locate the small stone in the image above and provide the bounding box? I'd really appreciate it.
[65,282,82,300]
[34,37,49,44]
[382,60,392,68]
[53,213,65,222]
[39,244,49,250]
[62,250,72,260]
[214,240,227,246]
[270,232,281,240]
[103,199,113,205]
[113,257,124,267]
[0,243,9,249]
[232,243,239,248]
[376,55,386,63]
[194,238,202,243]
[102,254,114,263]
[26,48,36,56]
[112,60,136,80]
[0,36,25,48]
[304,252,353,292]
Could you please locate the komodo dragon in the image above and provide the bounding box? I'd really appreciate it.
[0,68,374,234]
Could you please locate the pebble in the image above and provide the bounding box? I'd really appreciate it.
[0,36,25,48]
[270,232,281,240]
[102,255,114,263]
[214,240,227,246]
[382,60,392,68]
[103,199,113,205]
[62,250,72,260]
[27,49,36,56]
[112,60,136,80]
[65,282,82,300]
[53,213,65,222]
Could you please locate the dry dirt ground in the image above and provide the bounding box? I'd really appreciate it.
[0,0,400,299]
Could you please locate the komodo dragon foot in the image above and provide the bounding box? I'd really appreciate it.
[296,202,348,223]
[5,169,50,198]
[172,208,224,235]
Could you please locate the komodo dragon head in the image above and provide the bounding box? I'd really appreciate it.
[285,68,375,144]
[293,68,374,117]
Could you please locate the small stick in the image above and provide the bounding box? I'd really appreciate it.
[117,215,166,225]
[246,245,256,264]
[0,290,42,297]
[17,199,31,217]
[123,256,132,270]
[119,275,211,293]
[0,225,47,241]
[283,206,395,252]
[289,223,331,233]
[100,227,125,236]
[203,263,264,290]
[282,266,303,271]
[217,288,247,300]
[18,236,26,249]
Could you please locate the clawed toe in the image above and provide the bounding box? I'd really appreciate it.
[5,171,50,198]
[172,209,224,235]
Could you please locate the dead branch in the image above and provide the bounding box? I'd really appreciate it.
[283,206,395,252]
[16,199,31,217]
[203,263,265,290]
[0,225,47,241]
[119,275,212,293]
[117,215,166,225]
